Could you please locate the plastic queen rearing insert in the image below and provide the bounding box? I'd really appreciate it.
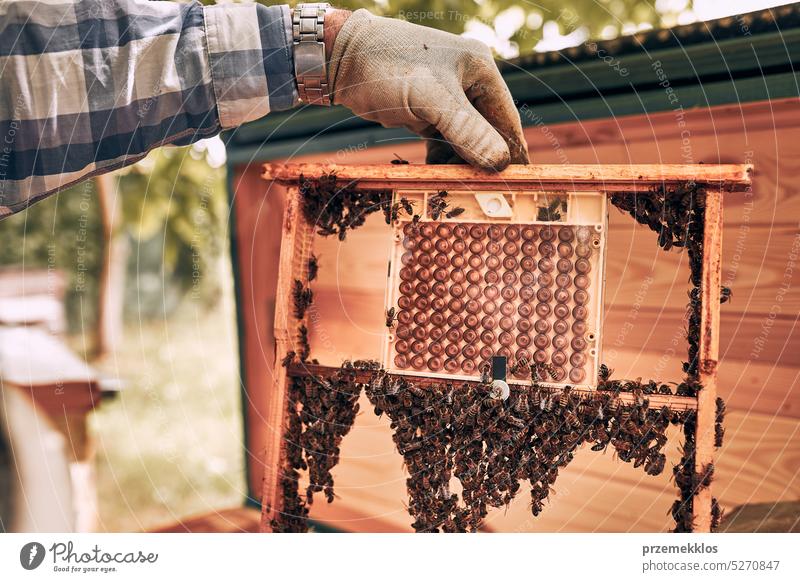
[384,189,608,388]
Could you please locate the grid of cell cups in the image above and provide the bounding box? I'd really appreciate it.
[390,221,598,384]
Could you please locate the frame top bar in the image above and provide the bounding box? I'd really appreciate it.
[262,163,753,192]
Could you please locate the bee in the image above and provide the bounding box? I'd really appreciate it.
[405,213,422,236]
[537,197,564,221]
[510,357,529,377]
[696,463,714,489]
[545,364,559,380]
[399,197,415,215]
[711,498,723,531]
[559,387,572,409]
[385,307,397,328]
[307,254,319,281]
[305,378,320,400]
[513,393,529,415]
[445,206,465,219]
[598,364,613,384]
[297,324,310,361]
[669,499,686,523]
[532,362,558,382]
[505,415,526,429]
[401,441,422,454]
[407,383,428,399]
[391,153,409,165]
[565,411,580,428]
[715,396,727,421]
[479,406,496,423]
[281,351,296,367]
[714,423,725,448]
[720,286,732,304]
[292,279,314,319]
[483,397,502,409]
[530,386,542,409]
[645,453,666,476]
[427,190,453,220]
[658,227,673,250]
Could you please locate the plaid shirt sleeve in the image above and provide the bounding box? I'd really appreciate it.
[0,0,298,218]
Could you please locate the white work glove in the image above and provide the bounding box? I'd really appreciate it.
[328,9,529,170]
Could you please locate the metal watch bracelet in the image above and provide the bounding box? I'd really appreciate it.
[292,3,331,106]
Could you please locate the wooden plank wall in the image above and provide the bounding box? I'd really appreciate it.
[231,98,800,531]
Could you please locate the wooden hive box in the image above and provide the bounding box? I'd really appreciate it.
[252,163,751,533]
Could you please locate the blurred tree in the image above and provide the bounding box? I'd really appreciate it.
[253,0,691,57]
[0,179,104,332]
[116,144,228,312]
[0,143,226,336]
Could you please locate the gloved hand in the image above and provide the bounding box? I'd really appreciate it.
[328,9,529,170]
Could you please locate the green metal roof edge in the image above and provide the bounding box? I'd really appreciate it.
[503,27,800,104]
[225,69,798,165]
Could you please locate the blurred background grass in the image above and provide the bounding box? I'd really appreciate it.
[89,275,245,532]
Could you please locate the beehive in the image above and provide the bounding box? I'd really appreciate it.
[256,163,752,534]
[384,190,607,388]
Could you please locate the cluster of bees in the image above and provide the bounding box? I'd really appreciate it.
[299,172,393,240]
[597,366,715,399]
[271,361,372,532]
[270,379,309,532]
[274,176,728,533]
[364,365,686,532]
[669,394,725,532]
[610,185,729,381]
[610,186,727,531]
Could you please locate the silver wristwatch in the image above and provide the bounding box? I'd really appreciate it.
[292,3,331,106]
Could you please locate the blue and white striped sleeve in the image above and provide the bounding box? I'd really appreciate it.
[0,0,298,218]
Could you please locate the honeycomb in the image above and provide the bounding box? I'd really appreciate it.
[384,191,606,388]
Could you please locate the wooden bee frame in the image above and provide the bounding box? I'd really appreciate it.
[257,163,752,533]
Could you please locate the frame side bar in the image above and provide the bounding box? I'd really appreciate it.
[693,188,723,532]
[259,188,314,532]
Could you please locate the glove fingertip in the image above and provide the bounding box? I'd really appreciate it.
[475,146,511,172]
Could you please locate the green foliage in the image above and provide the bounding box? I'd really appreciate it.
[0,144,227,329]
[116,145,227,301]
[273,0,682,55]
[0,180,104,330]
